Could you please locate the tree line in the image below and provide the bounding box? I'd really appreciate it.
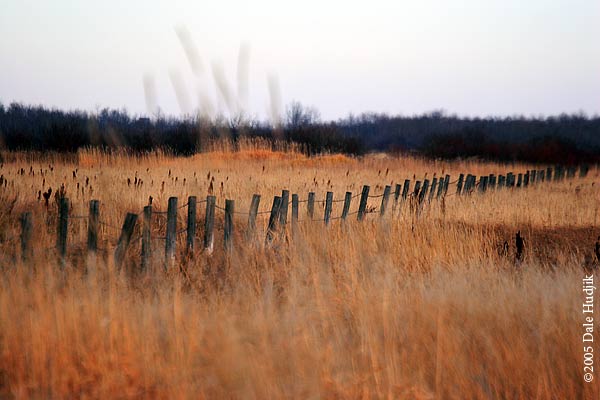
[1,102,598,164]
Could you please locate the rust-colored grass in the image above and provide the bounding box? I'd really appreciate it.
[0,142,598,398]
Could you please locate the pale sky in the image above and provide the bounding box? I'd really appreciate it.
[1,0,599,120]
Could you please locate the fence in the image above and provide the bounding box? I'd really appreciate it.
[6,164,591,269]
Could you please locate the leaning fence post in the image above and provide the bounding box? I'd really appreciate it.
[279,190,289,229]
[443,175,450,195]
[204,196,216,252]
[224,199,234,251]
[436,178,445,199]
[57,197,69,267]
[141,205,152,270]
[87,200,99,255]
[357,185,370,221]
[247,194,261,239]
[342,192,352,220]
[307,192,315,220]
[266,196,282,243]
[428,178,438,202]
[457,174,464,195]
[402,179,411,200]
[393,184,401,210]
[324,191,333,225]
[20,212,33,262]
[517,173,523,188]
[419,180,429,204]
[186,196,197,253]
[114,213,138,269]
[380,185,391,215]
[165,197,178,266]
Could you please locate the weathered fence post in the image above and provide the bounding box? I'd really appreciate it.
[141,205,152,270]
[114,213,138,269]
[393,184,401,210]
[413,181,422,199]
[358,185,370,221]
[436,177,444,199]
[204,195,216,252]
[428,178,437,202]
[291,194,299,233]
[307,192,315,220]
[224,199,234,251]
[488,174,496,190]
[186,196,197,253]
[247,194,261,239]
[380,185,391,215]
[538,170,545,182]
[457,173,465,195]
[279,190,289,229]
[342,191,352,220]
[165,197,178,266]
[402,179,411,200]
[20,212,32,262]
[517,173,522,188]
[266,196,282,243]
[443,175,450,195]
[498,175,506,188]
[531,170,537,184]
[87,200,99,255]
[419,180,429,204]
[523,171,529,187]
[324,191,333,225]
[546,167,552,182]
[57,197,69,267]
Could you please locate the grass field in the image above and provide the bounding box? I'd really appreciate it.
[0,140,598,398]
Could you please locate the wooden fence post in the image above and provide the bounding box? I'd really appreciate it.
[204,195,216,252]
[436,177,444,199]
[523,172,530,187]
[266,196,282,243]
[291,194,299,233]
[186,196,197,253]
[165,197,178,266]
[247,194,261,239]
[443,175,450,195]
[488,174,496,190]
[418,179,429,204]
[498,175,506,188]
[413,181,422,199]
[114,213,138,269]
[546,167,552,182]
[402,179,411,200]
[20,212,32,262]
[87,200,99,255]
[517,173,522,188]
[539,170,545,182]
[279,190,289,229]
[307,192,315,220]
[342,191,352,220]
[380,185,391,215]
[358,185,370,221]
[393,184,401,210]
[224,199,234,251]
[324,191,333,225]
[57,197,69,267]
[531,170,537,183]
[141,205,152,270]
[457,173,465,195]
[428,178,437,202]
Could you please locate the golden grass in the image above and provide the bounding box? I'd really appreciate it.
[0,143,598,398]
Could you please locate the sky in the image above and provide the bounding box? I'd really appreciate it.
[1,0,599,121]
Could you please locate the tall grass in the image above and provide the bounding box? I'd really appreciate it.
[0,146,598,398]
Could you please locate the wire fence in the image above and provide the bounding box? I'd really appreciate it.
[0,165,589,265]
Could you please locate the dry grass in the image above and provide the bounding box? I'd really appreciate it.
[0,142,599,398]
